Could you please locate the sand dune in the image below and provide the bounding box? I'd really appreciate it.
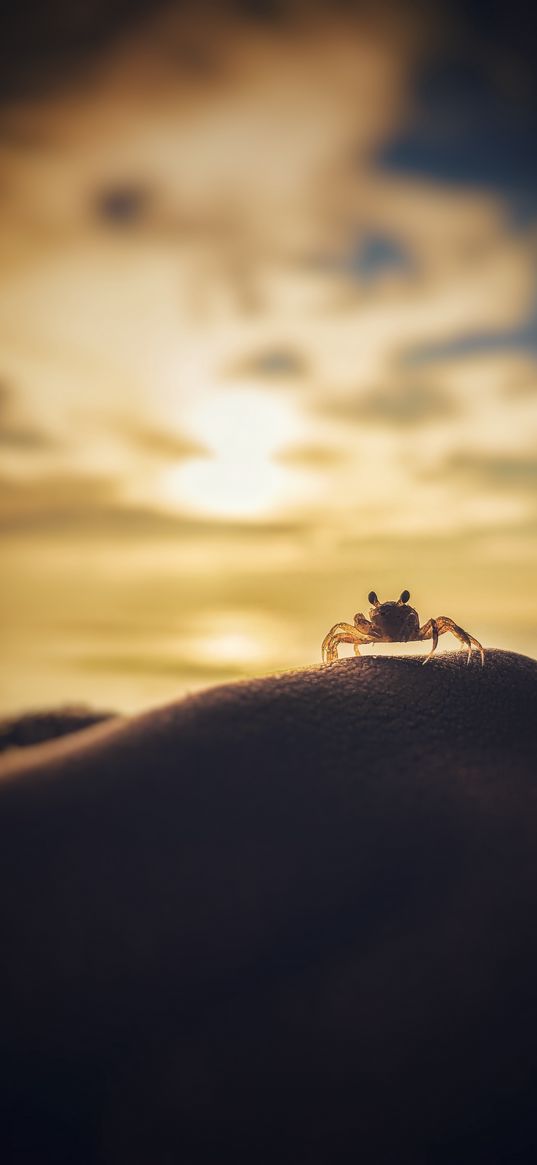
[1,649,537,1163]
[0,705,118,754]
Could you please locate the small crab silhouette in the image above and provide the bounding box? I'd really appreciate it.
[322,590,484,665]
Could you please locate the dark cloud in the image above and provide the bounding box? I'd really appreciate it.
[0,1,166,102]
[326,381,455,427]
[93,185,154,228]
[316,231,417,285]
[229,347,308,380]
[0,0,401,104]
[378,1,537,207]
[426,451,537,490]
[406,292,537,364]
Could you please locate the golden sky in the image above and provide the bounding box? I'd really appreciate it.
[1,1,537,714]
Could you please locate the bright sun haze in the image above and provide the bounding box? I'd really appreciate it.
[162,389,301,518]
[1,0,536,715]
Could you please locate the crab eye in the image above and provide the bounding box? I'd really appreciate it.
[400,589,410,604]
[368,591,379,605]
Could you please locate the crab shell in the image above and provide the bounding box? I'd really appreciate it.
[369,600,420,642]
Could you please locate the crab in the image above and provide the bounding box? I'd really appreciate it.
[322,590,484,666]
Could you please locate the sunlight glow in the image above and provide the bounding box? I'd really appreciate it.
[161,388,301,518]
[198,631,262,666]
[180,608,292,670]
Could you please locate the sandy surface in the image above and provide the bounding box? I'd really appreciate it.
[1,649,537,1162]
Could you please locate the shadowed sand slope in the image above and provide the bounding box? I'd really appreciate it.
[0,705,118,753]
[1,649,537,1163]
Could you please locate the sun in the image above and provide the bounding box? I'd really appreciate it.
[161,387,300,519]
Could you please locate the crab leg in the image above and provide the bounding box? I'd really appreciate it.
[322,622,375,664]
[419,618,439,664]
[435,616,485,665]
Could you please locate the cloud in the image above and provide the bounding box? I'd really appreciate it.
[227,347,308,380]
[324,380,455,427]
[0,0,162,102]
[0,473,120,530]
[92,183,154,228]
[118,418,209,462]
[0,470,307,537]
[429,451,537,491]
[0,2,423,275]
[0,384,57,451]
[0,424,56,451]
[276,441,346,468]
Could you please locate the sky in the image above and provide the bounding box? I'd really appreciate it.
[1,0,537,715]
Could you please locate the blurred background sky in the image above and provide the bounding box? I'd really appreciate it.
[1,0,536,714]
